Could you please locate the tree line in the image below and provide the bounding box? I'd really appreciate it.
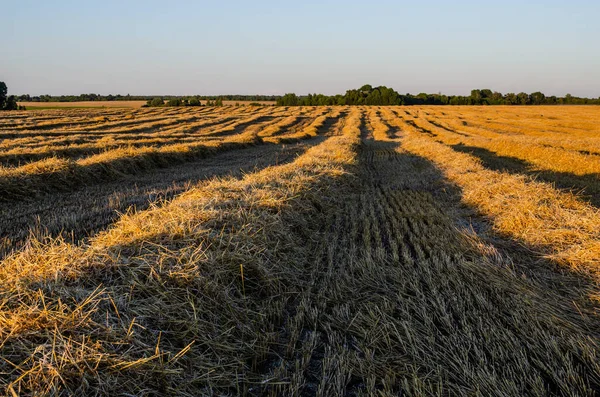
[277,85,600,106]
[4,80,599,110]
[15,93,279,103]
[144,97,225,107]
[142,97,268,107]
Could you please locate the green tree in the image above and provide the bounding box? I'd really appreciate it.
[359,84,373,94]
[517,92,530,105]
[344,89,362,105]
[277,93,299,106]
[530,91,546,105]
[480,89,493,99]
[504,93,517,105]
[564,94,573,104]
[0,82,7,110]
[365,89,382,105]
[378,86,400,105]
[416,93,429,104]
[147,97,164,107]
[4,96,18,110]
[470,89,482,100]
[167,98,182,107]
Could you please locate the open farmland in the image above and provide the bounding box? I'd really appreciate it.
[1,105,600,396]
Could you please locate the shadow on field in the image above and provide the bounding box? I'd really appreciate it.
[452,144,600,208]
[362,138,599,305]
[376,113,402,138]
[252,135,600,395]
[427,119,469,136]
[318,113,346,135]
[0,137,326,258]
[205,115,277,137]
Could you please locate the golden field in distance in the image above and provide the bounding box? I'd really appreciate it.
[1,105,599,396]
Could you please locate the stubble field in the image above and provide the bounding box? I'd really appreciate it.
[1,105,600,396]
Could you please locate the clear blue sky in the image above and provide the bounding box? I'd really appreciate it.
[2,0,599,97]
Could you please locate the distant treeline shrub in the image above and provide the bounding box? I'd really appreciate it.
[143,96,229,108]
[205,98,223,106]
[143,96,224,107]
[16,93,279,103]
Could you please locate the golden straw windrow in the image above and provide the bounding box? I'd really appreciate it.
[0,107,330,200]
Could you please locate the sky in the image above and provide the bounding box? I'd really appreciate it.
[2,0,599,97]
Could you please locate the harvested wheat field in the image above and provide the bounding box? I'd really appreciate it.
[1,105,600,396]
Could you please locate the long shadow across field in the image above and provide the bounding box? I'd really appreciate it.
[320,113,346,133]
[360,139,599,301]
[252,136,600,395]
[0,137,326,258]
[452,143,600,208]
[204,115,277,137]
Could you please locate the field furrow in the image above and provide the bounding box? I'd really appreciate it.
[0,116,263,166]
[397,113,600,208]
[0,137,326,259]
[0,108,344,201]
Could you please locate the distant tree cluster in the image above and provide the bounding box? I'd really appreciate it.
[197,95,277,102]
[277,85,406,106]
[144,96,226,107]
[205,98,223,106]
[0,82,20,110]
[278,85,600,106]
[442,89,599,105]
